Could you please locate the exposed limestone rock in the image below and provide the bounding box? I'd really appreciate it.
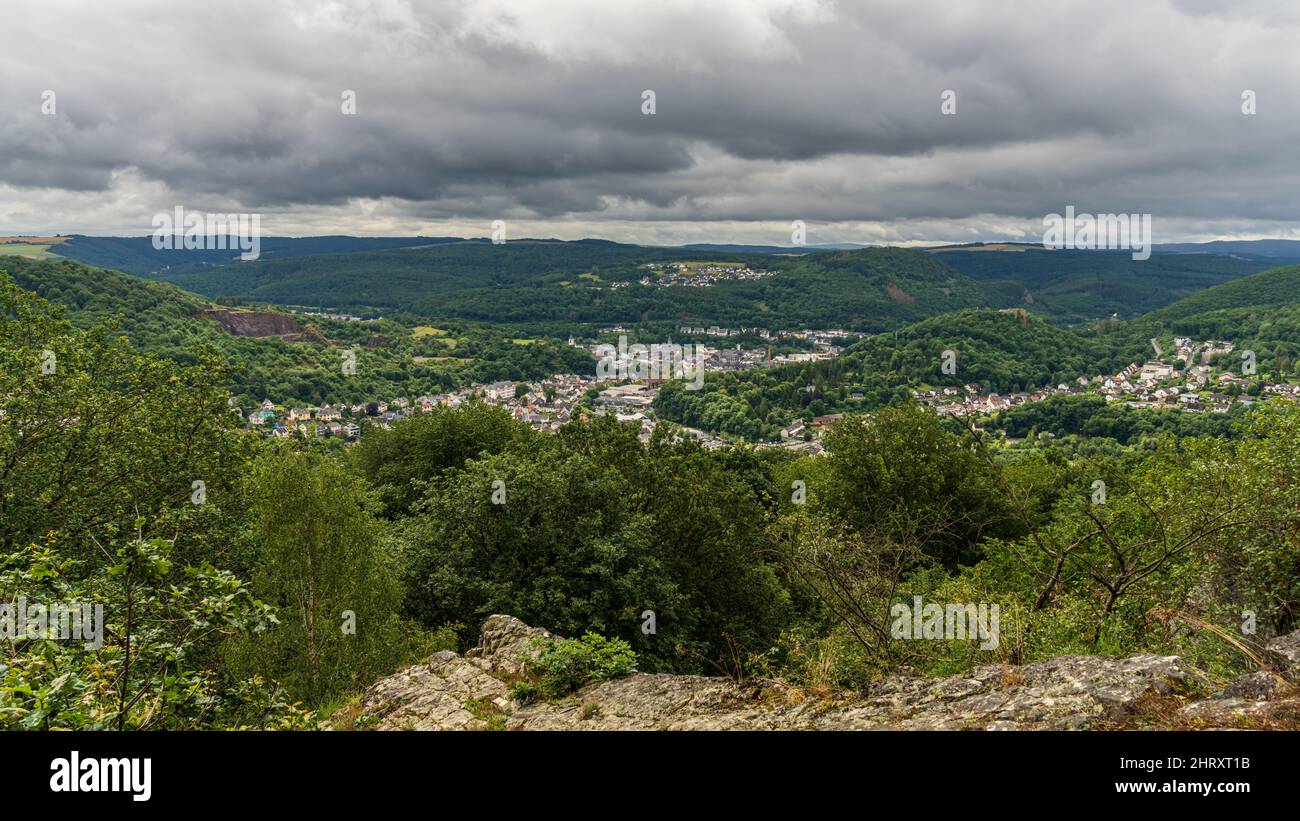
[353,615,1300,731]
[1170,632,1300,727]
[1179,696,1277,724]
[1267,630,1300,675]
[356,649,513,730]
[195,307,325,342]
[464,614,553,679]
[1220,670,1283,702]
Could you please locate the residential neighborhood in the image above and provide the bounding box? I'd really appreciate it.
[632,261,778,288]
[233,332,1298,454]
[912,337,1299,418]
[237,371,601,442]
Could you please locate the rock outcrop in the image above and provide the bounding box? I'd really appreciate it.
[1175,635,1300,726]
[195,307,325,342]
[349,615,1300,731]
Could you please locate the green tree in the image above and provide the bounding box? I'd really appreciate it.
[0,279,301,729]
[349,403,534,516]
[823,403,1015,567]
[224,449,415,705]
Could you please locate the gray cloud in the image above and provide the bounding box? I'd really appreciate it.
[2,0,1299,243]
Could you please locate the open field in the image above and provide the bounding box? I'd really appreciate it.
[0,236,70,259]
[0,235,70,244]
[0,243,55,258]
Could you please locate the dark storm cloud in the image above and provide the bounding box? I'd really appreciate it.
[2,0,1299,242]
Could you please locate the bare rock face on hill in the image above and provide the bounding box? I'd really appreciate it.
[349,615,1300,731]
[195,307,326,342]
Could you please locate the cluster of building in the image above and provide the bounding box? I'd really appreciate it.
[292,309,376,322]
[912,337,1297,418]
[629,262,777,288]
[914,382,1089,417]
[238,373,600,440]
[671,326,859,345]
[237,324,858,447]
[237,327,1297,451]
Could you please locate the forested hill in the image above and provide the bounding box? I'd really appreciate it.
[653,308,1154,440]
[52,233,1281,333]
[0,256,597,403]
[52,234,464,278]
[651,263,1300,442]
[928,243,1272,323]
[120,241,994,332]
[841,307,1151,389]
[1149,263,1300,323]
[421,245,987,332]
[1,255,208,337]
[149,239,715,304]
[1136,264,1300,373]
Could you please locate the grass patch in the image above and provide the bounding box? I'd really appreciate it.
[317,694,378,730]
[463,696,507,730]
[0,244,53,257]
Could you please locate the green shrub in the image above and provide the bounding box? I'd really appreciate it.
[526,632,637,699]
[510,681,538,705]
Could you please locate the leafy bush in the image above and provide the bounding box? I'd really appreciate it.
[222,449,426,707]
[510,680,538,705]
[525,633,637,699]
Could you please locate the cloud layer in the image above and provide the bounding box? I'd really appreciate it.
[2,0,1299,244]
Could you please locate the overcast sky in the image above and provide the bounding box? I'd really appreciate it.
[3,0,1300,245]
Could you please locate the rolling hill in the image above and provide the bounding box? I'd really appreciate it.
[1149,263,1300,323]
[50,234,465,278]
[0,256,596,403]
[106,240,993,333]
[1154,239,1300,263]
[2,255,211,337]
[1141,264,1300,373]
[928,243,1272,323]
[652,307,1156,440]
[29,234,1286,333]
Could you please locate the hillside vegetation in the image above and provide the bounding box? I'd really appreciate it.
[1151,263,1300,322]
[931,244,1270,323]
[0,257,594,404]
[5,245,1300,731]
[137,242,991,333]
[53,234,459,277]
[7,275,1300,728]
[655,309,1153,439]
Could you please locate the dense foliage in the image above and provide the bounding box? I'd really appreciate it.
[932,244,1269,323]
[983,393,1249,444]
[0,258,596,406]
[655,309,1154,439]
[128,243,991,332]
